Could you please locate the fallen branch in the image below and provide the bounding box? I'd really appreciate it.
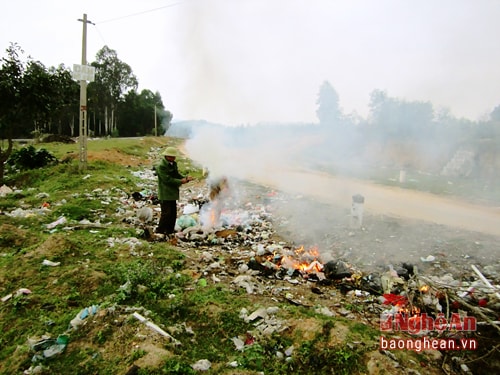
[456,298,500,335]
[463,343,500,364]
[416,275,500,334]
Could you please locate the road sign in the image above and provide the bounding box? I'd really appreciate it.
[72,64,95,82]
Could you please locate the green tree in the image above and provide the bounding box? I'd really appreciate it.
[316,81,342,127]
[0,44,22,182]
[491,105,500,122]
[89,46,138,136]
[368,89,434,140]
[23,59,58,137]
[118,90,172,136]
[49,65,79,137]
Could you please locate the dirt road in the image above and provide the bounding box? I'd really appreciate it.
[243,167,500,237]
[184,138,499,237]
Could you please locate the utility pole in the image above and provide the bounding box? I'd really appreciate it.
[77,14,93,171]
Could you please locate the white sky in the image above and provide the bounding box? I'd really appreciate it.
[1,0,500,125]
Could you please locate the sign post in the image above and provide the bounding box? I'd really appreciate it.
[74,14,95,171]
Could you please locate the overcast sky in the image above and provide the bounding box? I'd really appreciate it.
[1,0,500,125]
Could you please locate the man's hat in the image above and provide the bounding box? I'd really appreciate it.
[162,147,178,157]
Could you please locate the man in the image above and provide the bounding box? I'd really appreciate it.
[155,146,193,238]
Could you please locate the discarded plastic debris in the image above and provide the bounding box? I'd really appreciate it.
[30,335,69,359]
[183,203,199,214]
[380,266,405,294]
[8,207,50,218]
[46,216,67,229]
[379,293,408,306]
[70,305,99,330]
[471,264,500,298]
[0,184,13,197]
[177,214,197,229]
[232,336,245,351]
[23,365,43,374]
[42,259,61,267]
[136,206,153,223]
[420,255,436,262]
[2,288,32,302]
[315,305,335,317]
[244,332,255,345]
[192,359,211,371]
[132,312,181,345]
[323,260,352,280]
[42,335,68,358]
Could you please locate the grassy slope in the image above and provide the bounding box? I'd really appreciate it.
[0,137,451,374]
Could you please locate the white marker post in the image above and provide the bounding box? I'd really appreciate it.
[351,194,365,229]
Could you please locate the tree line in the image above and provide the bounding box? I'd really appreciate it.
[315,80,500,143]
[0,43,172,141]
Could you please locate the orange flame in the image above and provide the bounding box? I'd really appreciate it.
[419,285,430,293]
[270,245,324,274]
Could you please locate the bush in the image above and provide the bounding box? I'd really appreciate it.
[6,145,58,170]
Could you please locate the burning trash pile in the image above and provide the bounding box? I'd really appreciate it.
[127,169,361,282]
[124,160,500,371]
[246,243,354,282]
[125,165,500,307]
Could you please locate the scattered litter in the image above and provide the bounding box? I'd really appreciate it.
[35,192,50,199]
[106,237,144,251]
[7,207,50,218]
[183,203,199,214]
[136,206,153,223]
[1,288,32,302]
[380,266,405,294]
[471,264,500,298]
[420,255,436,262]
[177,214,197,229]
[231,337,245,351]
[46,216,67,229]
[0,184,13,197]
[29,334,69,360]
[42,260,61,267]
[132,312,181,345]
[192,359,211,371]
[284,345,294,356]
[70,305,100,330]
[315,305,335,317]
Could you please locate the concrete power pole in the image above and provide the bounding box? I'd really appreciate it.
[77,14,93,171]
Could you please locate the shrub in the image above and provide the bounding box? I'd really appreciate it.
[6,145,58,170]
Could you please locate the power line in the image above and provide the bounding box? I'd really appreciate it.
[96,1,185,24]
[92,24,108,46]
